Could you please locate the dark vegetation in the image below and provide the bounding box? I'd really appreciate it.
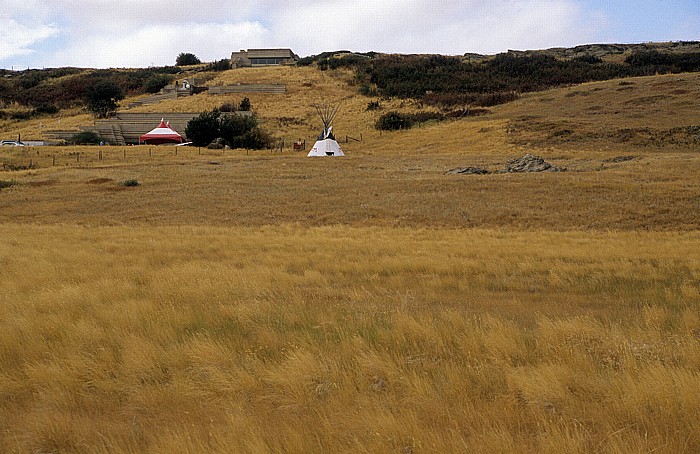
[83,80,124,118]
[0,180,17,189]
[356,52,700,106]
[297,51,378,69]
[299,49,700,111]
[375,109,488,131]
[185,107,271,149]
[219,98,251,113]
[2,45,699,124]
[144,74,174,94]
[206,59,232,72]
[176,53,202,66]
[0,66,184,116]
[69,131,102,145]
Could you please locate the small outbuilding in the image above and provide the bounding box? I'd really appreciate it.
[139,119,183,145]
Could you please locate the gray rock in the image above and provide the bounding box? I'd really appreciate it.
[505,154,561,172]
[447,166,489,175]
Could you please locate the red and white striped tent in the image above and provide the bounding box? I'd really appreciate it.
[139,119,183,145]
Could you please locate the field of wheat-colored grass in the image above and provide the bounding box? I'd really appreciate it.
[2,64,700,453]
[1,224,698,453]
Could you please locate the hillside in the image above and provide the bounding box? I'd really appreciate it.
[1,49,700,453]
[1,70,698,230]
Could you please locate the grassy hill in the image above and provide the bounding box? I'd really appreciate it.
[1,50,700,453]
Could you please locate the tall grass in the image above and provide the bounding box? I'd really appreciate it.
[1,224,698,452]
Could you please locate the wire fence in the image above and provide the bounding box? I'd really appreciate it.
[0,133,368,170]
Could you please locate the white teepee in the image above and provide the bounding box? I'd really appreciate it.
[307,103,344,157]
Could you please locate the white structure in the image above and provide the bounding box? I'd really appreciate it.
[307,104,344,157]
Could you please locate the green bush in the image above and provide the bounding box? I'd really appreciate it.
[185,109,270,149]
[69,131,102,145]
[219,102,237,112]
[176,53,201,66]
[121,179,140,187]
[185,110,222,147]
[376,111,413,130]
[375,111,447,130]
[238,97,251,111]
[366,101,381,111]
[207,59,232,72]
[144,74,173,94]
[34,104,59,115]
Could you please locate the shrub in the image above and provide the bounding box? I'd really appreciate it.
[376,111,413,130]
[219,102,237,112]
[121,179,140,187]
[185,109,269,149]
[296,56,315,66]
[238,127,272,150]
[239,97,251,111]
[9,110,32,120]
[34,104,59,115]
[69,131,102,145]
[574,55,604,64]
[366,101,381,111]
[207,59,232,72]
[176,53,201,66]
[144,74,173,94]
[375,111,448,130]
[0,180,17,189]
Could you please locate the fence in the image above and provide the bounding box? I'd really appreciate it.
[1,132,369,169]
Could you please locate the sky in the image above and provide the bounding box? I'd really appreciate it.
[1,0,698,69]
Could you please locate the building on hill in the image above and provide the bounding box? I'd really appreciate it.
[231,49,299,67]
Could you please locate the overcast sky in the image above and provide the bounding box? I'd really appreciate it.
[1,0,698,69]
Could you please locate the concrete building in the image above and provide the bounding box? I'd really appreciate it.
[231,49,300,67]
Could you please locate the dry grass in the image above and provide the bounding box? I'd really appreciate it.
[0,136,699,230]
[0,224,698,453]
[2,65,700,453]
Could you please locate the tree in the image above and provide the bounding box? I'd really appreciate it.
[185,109,271,149]
[185,109,221,147]
[176,53,201,66]
[84,80,124,118]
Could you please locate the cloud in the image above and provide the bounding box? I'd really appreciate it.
[46,22,269,68]
[275,0,590,55]
[3,0,598,68]
[0,19,59,61]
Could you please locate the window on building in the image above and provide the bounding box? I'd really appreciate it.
[250,58,285,65]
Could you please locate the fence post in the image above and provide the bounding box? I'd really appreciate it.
[52,156,56,166]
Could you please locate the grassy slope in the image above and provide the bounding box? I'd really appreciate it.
[1,65,700,453]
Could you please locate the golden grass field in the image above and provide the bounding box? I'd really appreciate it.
[1,65,699,453]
